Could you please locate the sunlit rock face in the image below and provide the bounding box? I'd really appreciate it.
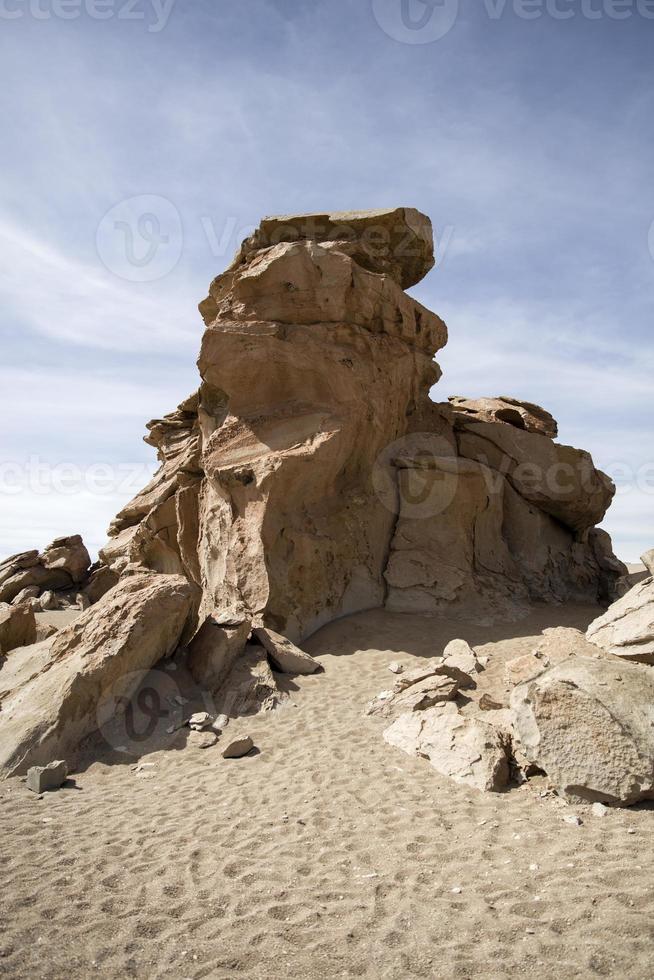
[97,208,624,638]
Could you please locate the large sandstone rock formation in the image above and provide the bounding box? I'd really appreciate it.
[0,207,627,775]
[0,536,92,607]
[95,207,623,639]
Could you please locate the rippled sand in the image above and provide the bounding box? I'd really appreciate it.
[1,603,652,979]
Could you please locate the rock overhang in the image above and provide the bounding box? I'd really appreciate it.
[227,206,435,290]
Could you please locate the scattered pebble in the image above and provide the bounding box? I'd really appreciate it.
[188,730,218,749]
[563,814,583,826]
[187,712,213,731]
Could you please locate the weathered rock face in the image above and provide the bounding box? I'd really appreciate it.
[0,573,193,775]
[195,238,448,639]
[0,536,91,606]
[100,393,203,588]
[505,626,605,687]
[187,615,251,691]
[221,207,435,290]
[366,672,460,720]
[253,627,322,675]
[510,657,654,805]
[586,576,654,664]
[0,602,36,655]
[453,420,614,534]
[215,643,287,718]
[366,646,483,720]
[448,396,558,438]
[383,453,620,620]
[384,702,510,793]
[46,206,622,646]
[2,207,629,778]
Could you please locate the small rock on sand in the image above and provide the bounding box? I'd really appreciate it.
[222,735,254,758]
[26,760,68,793]
[188,730,218,749]
[188,712,213,731]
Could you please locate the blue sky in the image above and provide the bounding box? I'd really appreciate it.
[1,0,652,562]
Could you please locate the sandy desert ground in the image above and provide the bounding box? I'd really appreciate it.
[1,598,653,980]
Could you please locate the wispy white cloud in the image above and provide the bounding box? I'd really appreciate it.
[0,217,198,352]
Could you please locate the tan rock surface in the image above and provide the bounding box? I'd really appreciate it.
[366,660,460,719]
[504,627,599,686]
[253,627,323,675]
[449,395,558,438]
[223,207,435,289]
[455,421,614,534]
[511,656,654,804]
[441,638,482,687]
[384,702,510,792]
[186,615,251,691]
[214,643,287,718]
[40,535,90,583]
[0,602,36,655]
[0,537,91,606]
[196,232,447,640]
[586,576,654,664]
[0,573,193,775]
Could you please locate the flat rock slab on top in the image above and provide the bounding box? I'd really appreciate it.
[231,207,435,289]
[449,395,558,438]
